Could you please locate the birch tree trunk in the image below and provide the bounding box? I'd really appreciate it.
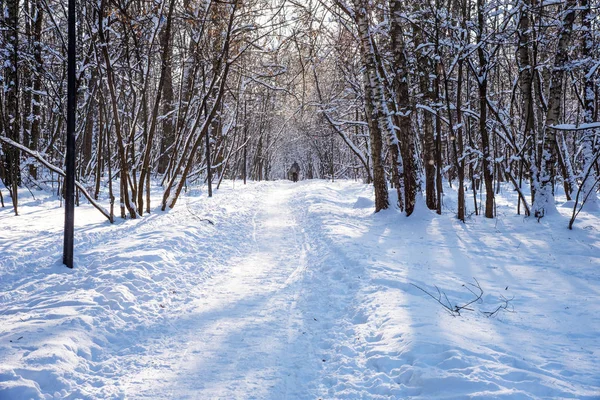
[351,0,390,212]
[533,0,577,218]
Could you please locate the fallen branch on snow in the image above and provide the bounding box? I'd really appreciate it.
[482,294,515,317]
[411,278,514,317]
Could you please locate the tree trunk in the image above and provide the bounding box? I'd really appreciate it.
[579,0,598,209]
[22,0,32,151]
[477,0,494,218]
[98,0,136,219]
[158,9,176,175]
[29,0,43,180]
[137,0,177,214]
[533,0,576,218]
[389,0,419,216]
[3,0,20,215]
[414,19,437,211]
[352,0,389,212]
[162,0,238,210]
[516,0,534,216]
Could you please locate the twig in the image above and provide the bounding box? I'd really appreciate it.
[459,278,484,312]
[411,278,485,316]
[411,282,463,316]
[482,295,514,317]
[184,193,215,225]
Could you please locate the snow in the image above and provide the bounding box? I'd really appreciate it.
[1,180,599,399]
[550,122,600,131]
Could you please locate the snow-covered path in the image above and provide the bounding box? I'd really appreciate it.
[122,184,328,398]
[1,181,362,399]
[1,180,599,399]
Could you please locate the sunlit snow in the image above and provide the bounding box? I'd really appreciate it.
[1,180,599,399]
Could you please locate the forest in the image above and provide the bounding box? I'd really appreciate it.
[1,0,600,398]
[0,0,598,225]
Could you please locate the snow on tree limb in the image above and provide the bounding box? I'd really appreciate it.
[0,135,113,222]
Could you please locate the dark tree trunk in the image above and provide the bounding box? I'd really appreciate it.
[477,0,495,218]
[3,0,21,215]
[158,18,175,175]
[390,0,419,216]
[28,0,43,180]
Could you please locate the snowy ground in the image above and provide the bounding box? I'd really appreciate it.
[1,180,599,399]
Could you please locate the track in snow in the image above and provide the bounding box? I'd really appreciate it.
[2,180,599,399]
[122,183,332,399]
[1,181,347,399]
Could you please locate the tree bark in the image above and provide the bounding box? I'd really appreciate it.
[137,0,177,215]
[157,4,176,175]
[351,0,389,212]
[29,0,43,180]
[2,0,20,215]
[533,0,577,218]
[98,0,137,219]
[516,0,534,216]
[413,16,437,211]
[390,0,419,216]
[579,0,598,209]
[477,0,495,218]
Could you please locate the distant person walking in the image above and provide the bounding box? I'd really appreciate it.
[288,162,300,182]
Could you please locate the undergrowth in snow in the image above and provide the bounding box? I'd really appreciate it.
[1,180,599,399]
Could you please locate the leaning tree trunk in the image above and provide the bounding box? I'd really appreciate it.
[162,0,238,210]
[82,71,96,173]
[137,0,177,215]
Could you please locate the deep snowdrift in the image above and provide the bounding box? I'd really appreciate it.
[1,180,599,399]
